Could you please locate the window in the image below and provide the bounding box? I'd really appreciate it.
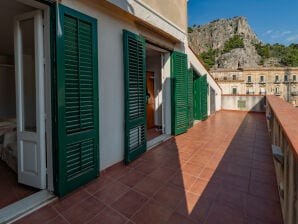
[232,87,237,95]
[260,75,264,83]
[275,87,280,95]
[275,75,279,82]
[284,75,288,82]
[292,87,297,95]
[293,75,296,82]
[248,88,254,94]
[260,88,266,95]
[232,75,236,80]
[247,75,251,83]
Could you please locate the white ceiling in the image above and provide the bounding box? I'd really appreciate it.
[0,0,34,56]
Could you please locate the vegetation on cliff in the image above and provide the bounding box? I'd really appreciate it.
[253,42,298,67]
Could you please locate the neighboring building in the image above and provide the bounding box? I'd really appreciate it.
[211,67,298,106]
[0,0,221,219]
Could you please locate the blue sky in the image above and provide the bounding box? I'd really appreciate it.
[188,0,298,45]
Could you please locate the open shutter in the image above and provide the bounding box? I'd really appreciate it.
[188,68,194,128]
[201,74,208,120]
[171,51,188,135]
[123,30,146,164]
[193,76,201,120]
[56,5,99,196]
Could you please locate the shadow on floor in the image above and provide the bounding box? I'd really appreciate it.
[13,111,283,224]
[0,160,37,209]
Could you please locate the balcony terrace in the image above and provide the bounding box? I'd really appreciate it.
[12,109,286,224]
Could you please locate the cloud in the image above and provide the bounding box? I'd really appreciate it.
[264,30,294,39]
[286,34,298,42]
[282,31,292,35]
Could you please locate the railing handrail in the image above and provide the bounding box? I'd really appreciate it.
[267,95,298,159]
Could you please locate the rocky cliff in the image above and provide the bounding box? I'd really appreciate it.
[188,16,262,69]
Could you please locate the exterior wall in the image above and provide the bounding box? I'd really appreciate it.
[222,95,265,112]
[60,0,184,170]
[141,0,187,31]
[187,48,222,113]
[211,67,298,106]
[104,0,187,44]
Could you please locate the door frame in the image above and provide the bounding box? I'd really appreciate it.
[20,0,55,191]
[145,43,171,136]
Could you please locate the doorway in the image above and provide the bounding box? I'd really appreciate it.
[0,0,51,209]
[145,44,171,143]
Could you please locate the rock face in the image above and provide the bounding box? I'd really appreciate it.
[188,16,262,69]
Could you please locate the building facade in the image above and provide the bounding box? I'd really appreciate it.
[211,67,298,106]
[0,0,221,219]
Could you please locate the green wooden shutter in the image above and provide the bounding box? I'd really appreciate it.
[193,76,202,120]
[201,74,208,120]
[123,30,146,164]
[188,68,194,128]
[56,5,99,196]
[171,51,188,135]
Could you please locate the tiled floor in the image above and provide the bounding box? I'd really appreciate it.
[13,111,283,224]
[0,160,37,209]
[147,128,162,141]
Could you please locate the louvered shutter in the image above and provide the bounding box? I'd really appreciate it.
[193,76,202,120]
[188,68,194,128]
[56,5,99,196]
[123,30,146,164]
[171,51,188,135]
[201,74,208,120]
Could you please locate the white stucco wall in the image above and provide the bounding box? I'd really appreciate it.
[187,47,222,113]
[106,0,187,42]
[222,95,265,112]
[60,0,184,170]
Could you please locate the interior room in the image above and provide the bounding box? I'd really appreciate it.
[0,0,40,209]
[146,44,169,142]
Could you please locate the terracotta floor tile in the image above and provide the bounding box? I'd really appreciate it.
[220,173,250,192]
[13,205,59,224]
[169,172,197,190]
[133,176,165,197]
[250,168,277,186]
[131,199,173,224]
[134,161,158,175]
[93,181,130,205]
[176,194,213,223]
[13,111,282,224]
[245,195,283,223]
[103,164,132,180]
[148,167,176,183]
[166,212,197,224]
[205,203,245,224]
[111,190,148,218]
[181,163,204,177]
[87,207,128,224]
[52,188,90,213]
[45,215,69,224]
[61,196,106,224]
[118,170,146,187]
[215,185,247,209]
[249,180,280,202]
[84,176,113,195]
[153,184,185,209]
[199,168,216,180]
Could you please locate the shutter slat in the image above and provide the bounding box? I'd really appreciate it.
[172,51,188,135]
[57,5,99,197]
[124,30,146,164]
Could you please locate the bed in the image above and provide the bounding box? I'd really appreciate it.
[0,119,17,172]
